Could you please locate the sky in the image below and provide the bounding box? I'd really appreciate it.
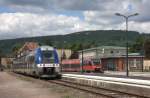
[0,0,149,39]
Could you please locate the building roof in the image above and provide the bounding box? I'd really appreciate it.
[101,55,144,59]
[98,52,144,58]
[18,42,39,53]
[78,46,126,53]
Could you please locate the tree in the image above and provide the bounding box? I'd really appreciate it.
[12,43,22,56]
[69,43,77,51]
[130,36,145,53]
[43,38,53,46]
[0,49,2,64]
[69,51,79,59]
[75,43,83,51]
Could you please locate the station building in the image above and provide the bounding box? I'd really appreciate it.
[1,57,14,69]
[17,42,39,58]
[56,49,72,60]
[143,59,150,71]
[78,46,144,71]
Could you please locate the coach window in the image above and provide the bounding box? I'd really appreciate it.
[30,56,35,64]
[110,51,114,54]
[43,51,53,58]
[117,51,119,53]
[88,61,92,66]
[83,60,86,66]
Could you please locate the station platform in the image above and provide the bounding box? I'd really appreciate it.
[62,73,150,97]
[105,71,150,77]
[62,71,150,80]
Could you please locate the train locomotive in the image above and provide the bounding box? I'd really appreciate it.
[12,46,61,79]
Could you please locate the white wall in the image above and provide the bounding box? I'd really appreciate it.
[144,60,150,70]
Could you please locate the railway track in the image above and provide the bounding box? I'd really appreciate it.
[11,72,149,98]
[48,79,147,98]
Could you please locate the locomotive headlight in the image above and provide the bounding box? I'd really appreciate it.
[55,67,60,72]
[39,56,42,62]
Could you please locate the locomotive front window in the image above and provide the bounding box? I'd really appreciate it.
[93,61,100,65]
[42,51,53,58]
[41,51,55,63]
[92,59,101,65]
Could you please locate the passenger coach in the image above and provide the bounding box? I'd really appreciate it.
[12,46,61,78]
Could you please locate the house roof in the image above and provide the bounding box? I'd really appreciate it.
[18,42,39,53]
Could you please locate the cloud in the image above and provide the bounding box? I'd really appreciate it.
[0,0,150,40]
[2,0,148,23]
[0,0,149,21]
[83,10,150,33]
[128,21,150,33]
[0,0,49,8]
[0,12,91,39]
[0,12,108,40]
[0,0,108,11]
[0,0,143,11]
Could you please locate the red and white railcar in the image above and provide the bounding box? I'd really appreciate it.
[61,58,103,72]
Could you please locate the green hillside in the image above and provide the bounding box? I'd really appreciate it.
[0,30,148,56]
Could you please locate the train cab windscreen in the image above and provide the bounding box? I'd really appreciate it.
[42,51,53,58]
[92,59,101,65]
[42,51,55,63]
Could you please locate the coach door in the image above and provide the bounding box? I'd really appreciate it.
[106,59,116,71]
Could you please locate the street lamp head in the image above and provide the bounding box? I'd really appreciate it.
[115,13,121,16]
[115,13,126,17]
[128,13,139,17]
[115,13,139,18]
[134,13,139,16]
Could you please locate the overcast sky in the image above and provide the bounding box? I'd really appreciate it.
[0,0,149,39]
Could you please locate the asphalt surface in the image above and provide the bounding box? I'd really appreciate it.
[0,72,60,98]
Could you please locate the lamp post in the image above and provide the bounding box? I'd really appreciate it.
[81,49,84,73]
[115,13,139,77]
[80,44,84,73]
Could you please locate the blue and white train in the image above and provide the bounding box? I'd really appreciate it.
[12,46,61,79]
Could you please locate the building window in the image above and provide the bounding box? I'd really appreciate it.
[110,51,114,54]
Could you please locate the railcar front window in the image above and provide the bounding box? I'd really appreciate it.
[42,51,55,63]
[93,61,100,65]
[92,59,101,65]
[42,51,53,58]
